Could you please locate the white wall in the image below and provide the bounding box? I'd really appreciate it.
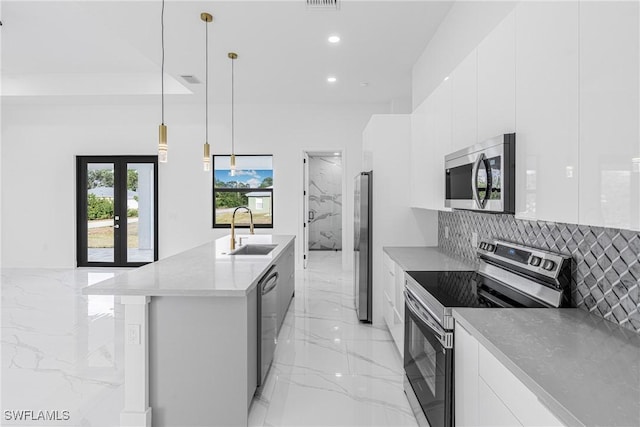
[1,101,386,268]
[363,114,438,326]
[412,1,517,109]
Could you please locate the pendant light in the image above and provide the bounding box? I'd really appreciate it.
[201,12,213,171]
[228,52,238,176]
[158,0,168,163]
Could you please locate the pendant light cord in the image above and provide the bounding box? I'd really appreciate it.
[231,56,235,155]
[205,19,209,144]
[161,0,165,124]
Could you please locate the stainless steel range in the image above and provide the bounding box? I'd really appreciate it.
[403,240,571,427]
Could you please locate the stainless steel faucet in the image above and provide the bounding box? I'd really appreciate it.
[230,206,255,250]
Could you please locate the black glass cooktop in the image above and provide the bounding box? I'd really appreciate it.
[406,270,482,308]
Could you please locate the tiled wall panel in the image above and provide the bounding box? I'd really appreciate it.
[309,156,342,250]
[439,211,640,333]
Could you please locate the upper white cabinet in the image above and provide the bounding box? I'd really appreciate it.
[410,78,451,211]
[514,1,579,224]
[579,1,640,231]
[477,10,516,143]
[410,98,433,209]
[451,50,478,152]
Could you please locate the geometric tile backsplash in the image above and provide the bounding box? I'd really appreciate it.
[438,210,640,334]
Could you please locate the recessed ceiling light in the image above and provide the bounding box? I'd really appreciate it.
[328,35,340,44]
[359,82,369,87]
[327,76,337,83]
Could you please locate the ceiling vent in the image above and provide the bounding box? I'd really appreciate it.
[180,75,201,84]
[306,0,339,10]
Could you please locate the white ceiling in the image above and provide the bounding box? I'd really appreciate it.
[1,1,453,105]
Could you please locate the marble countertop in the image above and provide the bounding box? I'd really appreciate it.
[453,308,640,427]
[82,234,295,297]
[383,246,473,271]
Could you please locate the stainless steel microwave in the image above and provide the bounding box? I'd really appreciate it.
[445,134,515,213]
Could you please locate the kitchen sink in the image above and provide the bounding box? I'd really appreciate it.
[229,244,277,256]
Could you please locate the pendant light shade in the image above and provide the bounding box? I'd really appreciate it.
[202,12,213,172]
[228,52,238,177]
[158,0,168,163]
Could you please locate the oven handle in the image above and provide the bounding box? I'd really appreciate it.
[477,287,514,308]
[404,289,448,344]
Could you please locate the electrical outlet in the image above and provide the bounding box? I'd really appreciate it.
[127,324,141,345]
[445,226,449,239]
[471,232,478,248]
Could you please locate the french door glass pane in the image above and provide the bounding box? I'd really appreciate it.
[87,163,115,262]
[126,163,155,263]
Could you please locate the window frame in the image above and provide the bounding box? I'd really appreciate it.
[212,154,274,229]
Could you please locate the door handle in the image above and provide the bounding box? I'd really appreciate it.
[472,153,489,209]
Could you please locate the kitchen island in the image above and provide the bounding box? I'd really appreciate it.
[83,234,295,427]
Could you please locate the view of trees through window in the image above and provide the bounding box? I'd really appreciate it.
[213,155,274,228]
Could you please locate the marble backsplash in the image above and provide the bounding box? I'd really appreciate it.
[438,210,640,333]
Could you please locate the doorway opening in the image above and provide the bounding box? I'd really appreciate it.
[302,151,343,268]
[76,156,158,267]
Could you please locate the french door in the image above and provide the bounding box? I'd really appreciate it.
[77,156,158,267]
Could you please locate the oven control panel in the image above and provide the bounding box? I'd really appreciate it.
[477,239,570,282]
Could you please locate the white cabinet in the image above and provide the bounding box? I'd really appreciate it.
[514,1,580,224]
[276,241,295,331]
[579,1,640,231]
[382,252,404,356]
[477,10,516,143]
[409,79,451,211]
[454,321,479,426]
[451,49,478,152]
[478,378,523,427]
[455,321,565,427]
[410,99,432,209]
[478,344,564,427]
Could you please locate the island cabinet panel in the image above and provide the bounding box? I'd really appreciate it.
[276,241,295,331]
[149,290,257,427]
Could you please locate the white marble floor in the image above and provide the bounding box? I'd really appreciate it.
[1,252,416,426]
[249,251,417,427]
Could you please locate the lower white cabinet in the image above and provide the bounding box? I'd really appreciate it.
[382,252,404,356]
[455,322,565,427]
[478,377,523,426]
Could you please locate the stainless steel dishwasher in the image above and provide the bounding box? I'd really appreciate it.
[257,265,279,387]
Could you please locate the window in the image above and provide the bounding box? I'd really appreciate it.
[213,155,273,228]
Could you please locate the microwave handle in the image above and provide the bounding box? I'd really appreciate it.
[472,153,486,209]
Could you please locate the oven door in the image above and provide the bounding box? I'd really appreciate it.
[403,290,453,427]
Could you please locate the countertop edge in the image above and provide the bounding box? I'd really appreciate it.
[82,235,295,297]
[382,246,474,272]
[452,309,584,427]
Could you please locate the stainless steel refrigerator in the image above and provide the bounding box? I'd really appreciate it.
[354,171,372,323]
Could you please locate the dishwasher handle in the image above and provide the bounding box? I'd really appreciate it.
[262,271,279,295]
